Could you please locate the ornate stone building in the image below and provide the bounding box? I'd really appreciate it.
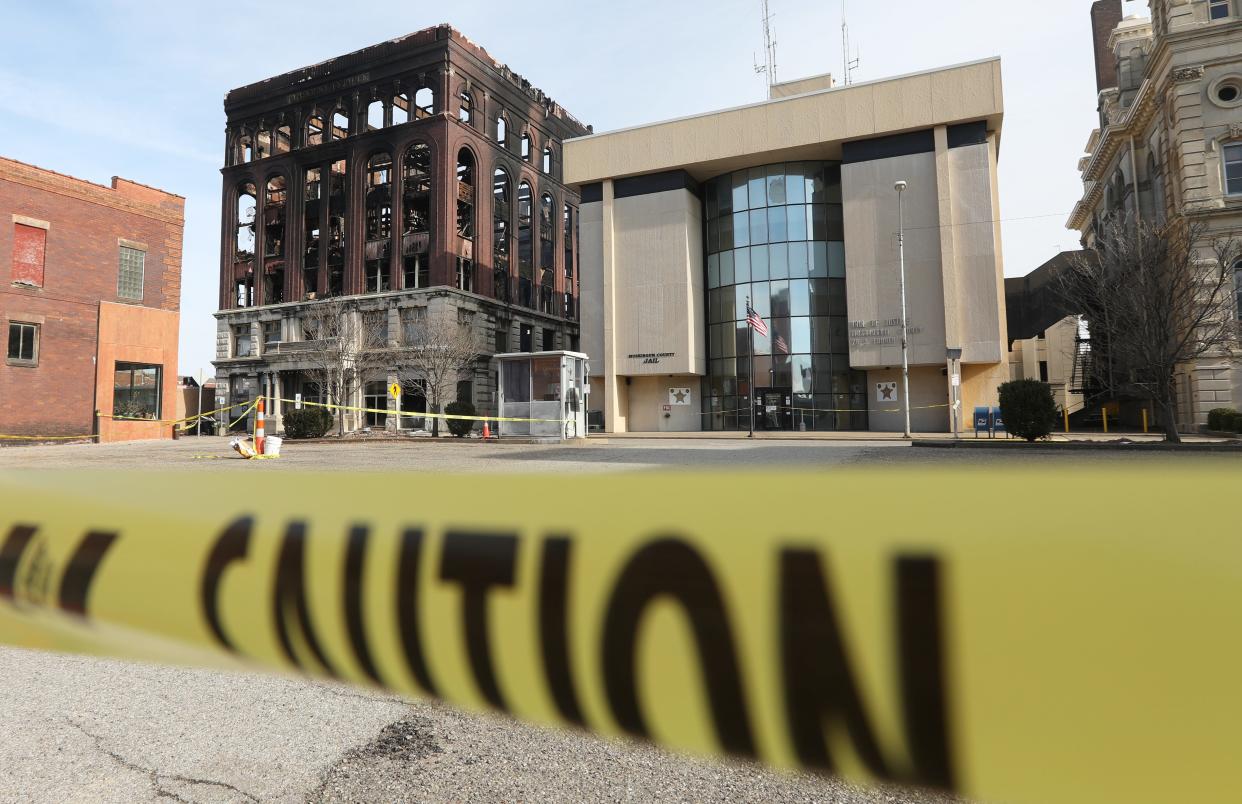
[1068,0,1242,429]
[212,26,589,433]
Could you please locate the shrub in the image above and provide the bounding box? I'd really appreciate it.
[283,408,333,439]
[444,401,477,438]
[1231,412,1242,434]
[998,379,1058,442]
[1207,408,1238,432]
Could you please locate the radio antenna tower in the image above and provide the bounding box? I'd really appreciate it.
[753,0,778,96]
[841,0,860,85]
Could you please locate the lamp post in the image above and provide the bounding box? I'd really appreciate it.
[895,180,912,439]
[947,347,963,439]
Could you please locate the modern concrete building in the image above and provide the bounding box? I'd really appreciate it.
[1067,0,1242,430]
[565,60,1009,433]
[1,157,184,443]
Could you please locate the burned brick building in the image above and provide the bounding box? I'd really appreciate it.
[213,25,590,433]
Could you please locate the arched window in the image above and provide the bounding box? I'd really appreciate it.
[1225,141,1242,196]
[264,176,286,303]
[303,167,321,299]
[415,87,435,119]
[402,143,432,289]
[458,91,474,126]
[496,113,508,146]
[521,133,532,162]
[493,168,511,301]
[456,148,476,240]
[365,153,393,293]
[273,124,292,155]
[235,183,257,307]
[326,159,348,296]
[517,182,533,307]
[1148,152,1166,223]
[542,147,554,175]
[236,133,254,164]
[392,93,411,126]
[332,109,350,140]
[367,99,385,131]
[306,114,325,147]
[540,193,555,314]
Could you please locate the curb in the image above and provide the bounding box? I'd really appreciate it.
[914,439,1242,452]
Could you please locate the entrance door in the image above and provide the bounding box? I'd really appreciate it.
[754,387,792,431]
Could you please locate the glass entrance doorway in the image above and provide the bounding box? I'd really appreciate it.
[754,387,792,431]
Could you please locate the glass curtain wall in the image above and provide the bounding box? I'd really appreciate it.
[702,162,867,431]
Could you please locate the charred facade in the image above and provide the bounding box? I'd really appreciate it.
[213,25,590,433]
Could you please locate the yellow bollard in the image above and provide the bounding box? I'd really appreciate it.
[1142,408,1149,434]
[1103,407,1109,434]
[1064,407,1070,433]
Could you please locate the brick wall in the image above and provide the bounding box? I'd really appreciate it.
[0,158,184,440]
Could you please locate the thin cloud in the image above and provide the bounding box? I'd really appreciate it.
[0,69,218,166]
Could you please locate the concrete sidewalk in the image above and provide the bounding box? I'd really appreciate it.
[592,429,1234,444]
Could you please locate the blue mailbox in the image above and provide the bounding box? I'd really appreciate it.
[973,406,991,437]
[991,406,1006,437]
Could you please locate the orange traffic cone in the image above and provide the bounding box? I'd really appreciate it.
[482,420,492,440]
[255,398,266,456]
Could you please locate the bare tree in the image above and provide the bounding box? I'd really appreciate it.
[299,299,389,435]
[1056,214,1239,442]
[391,310,482,437]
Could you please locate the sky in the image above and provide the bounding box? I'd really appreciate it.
[0,0,1149,376]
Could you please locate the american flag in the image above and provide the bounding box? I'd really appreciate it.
[774,333,790,354]
[746,302,769,337]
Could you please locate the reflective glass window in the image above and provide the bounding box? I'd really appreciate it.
[767,165,786,206]
[768,243,788,279]
[729,211,746,248]
[788,241,809,279]
[791,317,812,353]
[720,249,735,286]
[718,176,734,216]
[790,279,810,316]
[791,354,813,394]
[732,171,749,212]
[749,209,768,245]
[767,206,787,243]
[751,245,770,280]
[734,247,751,283]
[748,168,767,209]
[787,204,808,241]
[771,280,790,318]
[708,253,720,288]
[785,164,807,204]
[751,282,771,318]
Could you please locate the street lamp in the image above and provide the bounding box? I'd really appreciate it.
[947,347,963,438]
[895,180,912,439]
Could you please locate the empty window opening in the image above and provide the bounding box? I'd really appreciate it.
[235,183,257,307]
[392,93,411,125]
[496,113,508,146]
[539,193,555,315]
[366,153,394,293]
[113,363,162,421]
[306,114,325,147]
[542,328,555,352]
[403,143,432,289]
[517,182,534,307]
[265,176,287,304]
[542,147,553,175]
[11,223,46,287]
[118,245,145,301]
[367,99,385,131]
[457,256,475,292]
[237,133,254,164]
[303,167,321,299]
[458,91,474,126]
[493,168,512,302]
[520,323,533,353]
[273,124,292,154]
[6,322,38,365]
[262,320,282,350]
[521,133,532,162]
[415,87,435,119]
[457,148,476,239]
[327,159,348,296]
[564,204,575,318]
[364,381,389,428]
[332,109,350,140]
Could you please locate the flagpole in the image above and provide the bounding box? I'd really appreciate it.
[747,297,755,439]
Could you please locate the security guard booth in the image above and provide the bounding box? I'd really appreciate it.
[495,351,590,440]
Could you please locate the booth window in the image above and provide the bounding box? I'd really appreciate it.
[6,322,39,365]
[114,363,161,420]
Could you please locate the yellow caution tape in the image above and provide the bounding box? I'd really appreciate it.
[282,399,568,425]
[0,433,98,442]
[1,465,1239,804]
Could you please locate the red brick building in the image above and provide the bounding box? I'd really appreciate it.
[0,157,184,443]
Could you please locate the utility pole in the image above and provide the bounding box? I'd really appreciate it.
[841,0,860,85]
[754,0,778,96]
[895,181,912,439]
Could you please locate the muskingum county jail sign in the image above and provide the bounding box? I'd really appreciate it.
[627,352,675,365]
[848,320,922,349]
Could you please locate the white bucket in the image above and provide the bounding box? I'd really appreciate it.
[263,436,283,457]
